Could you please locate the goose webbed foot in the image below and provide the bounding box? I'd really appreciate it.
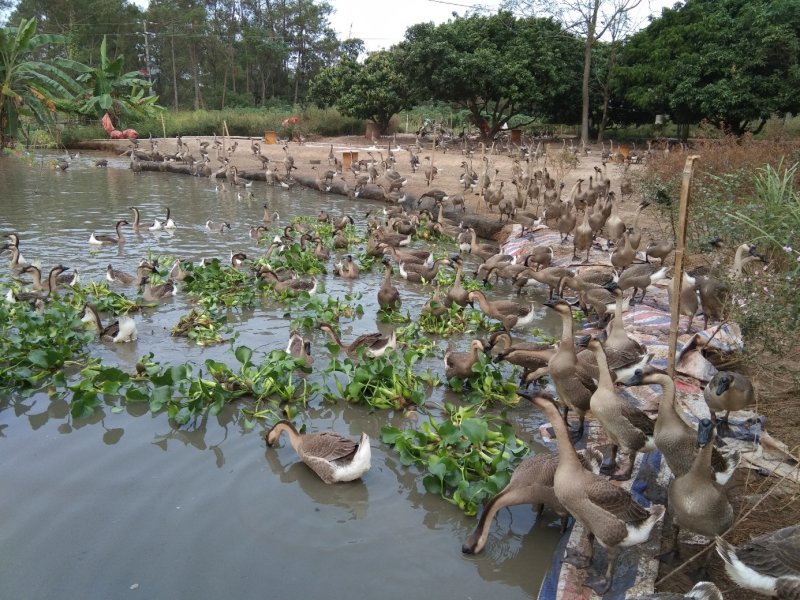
[563,548,592,570]
[583,573,612,595]
[569,424,585,443]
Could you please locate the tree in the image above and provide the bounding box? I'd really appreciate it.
[615,0,800,136]
[0,18,85,148]
[74,36,162,122]
[504,0,643,144]
[308,50,413,133]
[398,12,583,141]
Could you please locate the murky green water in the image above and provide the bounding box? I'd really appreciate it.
[0,151,564,599]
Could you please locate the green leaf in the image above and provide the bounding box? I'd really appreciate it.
[235,345,253,366]
[461,418,488,445]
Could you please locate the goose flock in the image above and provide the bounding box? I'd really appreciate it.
[3,136,795,599]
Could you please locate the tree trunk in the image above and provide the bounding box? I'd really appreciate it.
[170,33,179,110]
[581,0,601,146]
[189,22,203,110]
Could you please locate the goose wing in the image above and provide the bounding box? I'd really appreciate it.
[620,403,656,437]
[733,524,800,577]
[349,332,386,352]
[585,477,650,523]
[303,431,358,462]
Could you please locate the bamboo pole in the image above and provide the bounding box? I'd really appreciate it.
[668,155,700,377]
[161,113,166,140]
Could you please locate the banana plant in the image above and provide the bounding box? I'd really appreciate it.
[0,18,85,147]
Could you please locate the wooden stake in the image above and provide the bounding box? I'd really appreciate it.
[161,113,166,140]
[668,155,700,377]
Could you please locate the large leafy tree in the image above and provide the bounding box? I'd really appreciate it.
[308,49,413,133]
[0,18,85,147]
[503,0,643,145]
[398,12,583,141]
[615,0,800,136]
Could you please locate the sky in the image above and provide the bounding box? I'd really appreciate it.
[125,0,677,52]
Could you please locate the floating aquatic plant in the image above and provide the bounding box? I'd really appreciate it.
[447,352,521,408]
[171,308,226,346]
[380,405,529,515]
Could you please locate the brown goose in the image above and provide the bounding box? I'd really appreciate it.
[265,420,371,484]
[445,257,469,308]
[703,371,756,434]
[260,270,318,295]
[398,257,452,284]
[466,227,500,259]
[377,258,401,310]
[716,524,800,597]
[80,304,138,343]
[333,254,359,279]
[89,220,128,245]
[462,453,568,555]
[544,300,596,440]
[319,323,396,358]
[467,290,537,331]
[615,263,669,304]
[489,331,555,372]
[524,391,666,595]
[667,418,733,558]
[444,339,485,380]
[645,238,675,265]
[138,276,177,302]
[286,330,314,366]
[587,337,656,480]
[513,266,575,298]
[623,368,740,485]
[379,243,432,266]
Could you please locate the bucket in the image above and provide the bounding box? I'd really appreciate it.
[264,130,277,144]
[511,129,522,145]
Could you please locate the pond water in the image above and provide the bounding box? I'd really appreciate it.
[0,152,565,599]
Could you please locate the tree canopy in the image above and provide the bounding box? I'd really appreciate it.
[397,12,584,140]
[308,50,413,133]
[615,0,800,136]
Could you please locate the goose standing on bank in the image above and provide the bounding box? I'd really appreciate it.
[265,420,371,484]
[703,371,756,434]
[716,524,800,597]
[523,391,666,595]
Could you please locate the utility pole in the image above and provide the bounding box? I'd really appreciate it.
[142,20,154,95]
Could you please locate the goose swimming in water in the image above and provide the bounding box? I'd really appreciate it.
[89,220,128,245]
[265,420,371,484]
[138,276,177,302]
[81,304,138,343]
[163,207,177,229]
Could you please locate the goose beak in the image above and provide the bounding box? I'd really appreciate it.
[697,418,714,447]
[574,335,590,348]
[516,390,534,401]
[715,376,732,396]
[620,368,644,387]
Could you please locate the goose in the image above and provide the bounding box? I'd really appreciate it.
[89,220,128,245]
[462,453,569,555]
[262,204,279,224]
[80,304,138,343]
[491,332,555,372]
[558,275,619,323]
[614,262,670,304]
[313,238,330,261]
[379,244,432,266]
[333,254,359,279]
[205,220,231,233]
[163,207,177,229]
[422,288,448,317]
[444,339,485,380]
[603,193,626,247]
[138,276,177,302]
[265,420,371,484]
[18,265,69,295]
[622,368,740,485]
[260,271,317,295]
[669,271,700,333]
[703,371,756,434]
[694,274,730,330]
[5,245,31,272]
[667,418,733,561]
[645,238,675,265]
[398,258,452,284]
[445,257,469,307]
[318,323,396,358]
[716,524,800,596]
[513,266,575,298]
[543,300,597,440]
[286,330,314,366]
[230,252,247,270]
[169,259,188,281]
[332,231,348,249]
[107,261,154,285]
[522,391,666,595]
[631,582,723,600]
[467,290,536,331]
[627,200,648,250]
[572,202,594,262]
[466,227,500,259]
[586,337,656,480]
[600,287,649,371]
[610,230,636,270]
[377,258,401,310]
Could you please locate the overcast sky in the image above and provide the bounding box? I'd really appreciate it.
[126,0,676,52]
